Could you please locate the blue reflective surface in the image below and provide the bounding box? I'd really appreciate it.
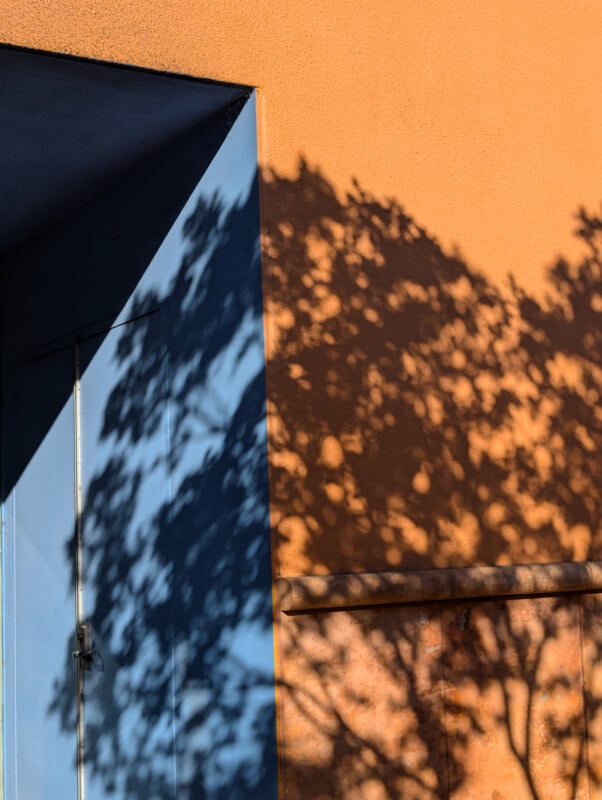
[3,350,78,800]
[3,92,277,799]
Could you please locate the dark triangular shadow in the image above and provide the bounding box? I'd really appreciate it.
[1,46,250,498]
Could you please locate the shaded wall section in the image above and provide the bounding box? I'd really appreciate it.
[1,52,277,800]
[1,46,249,492]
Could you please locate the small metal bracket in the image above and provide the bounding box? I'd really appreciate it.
[72,622,96,671]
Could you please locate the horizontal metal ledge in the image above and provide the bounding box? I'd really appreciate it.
[276,560,602,613]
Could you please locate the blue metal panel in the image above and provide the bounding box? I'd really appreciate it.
[76,94,278,800]
[78,314,175,800]
[2,88,277,800]
[3,350,78,799]
[163,95,277,800]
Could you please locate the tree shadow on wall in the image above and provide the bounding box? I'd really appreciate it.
[262,161,602,799]
[47,158,602,800]
[50,176,277,800]
[263,162,602,575]
[281,591,602,800]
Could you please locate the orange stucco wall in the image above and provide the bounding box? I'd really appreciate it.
[4,5,602,799]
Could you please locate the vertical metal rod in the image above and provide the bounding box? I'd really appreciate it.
[73,340,86,800]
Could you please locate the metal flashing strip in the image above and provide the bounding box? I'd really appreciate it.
[73,341,86,800]
[276,560,602,613]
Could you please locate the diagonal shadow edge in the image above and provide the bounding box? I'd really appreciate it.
[1,50,254,501]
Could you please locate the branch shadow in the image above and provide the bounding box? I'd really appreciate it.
[48,174,277,799]
[263,160,602,799]
[45,155,602,799]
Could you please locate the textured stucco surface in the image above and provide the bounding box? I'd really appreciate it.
[2,0,602,286]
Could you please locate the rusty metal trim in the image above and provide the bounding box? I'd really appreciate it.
[276,561,602,613]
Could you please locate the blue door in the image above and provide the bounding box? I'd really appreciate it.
[2,78,278,799]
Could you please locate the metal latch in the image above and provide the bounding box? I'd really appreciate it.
[72,622,97,671]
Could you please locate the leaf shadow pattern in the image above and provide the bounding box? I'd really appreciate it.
[264,162,602,576]
[47,155,602,799]
[51,174,278,800]
[262,161,602,799]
